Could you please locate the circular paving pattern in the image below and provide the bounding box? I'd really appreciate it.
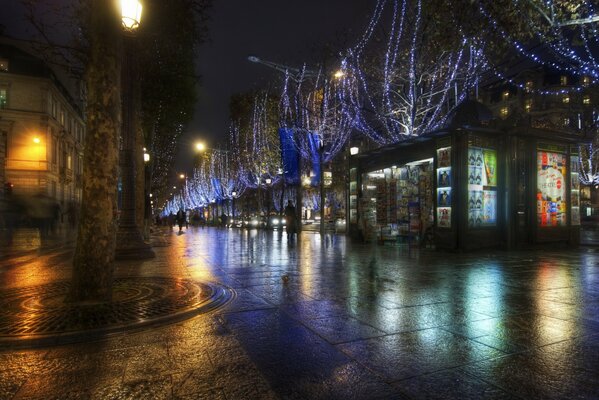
[0,277,234,348]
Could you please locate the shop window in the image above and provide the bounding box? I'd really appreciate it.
[360,160,433,243]
[537,143,568,227]
[467,135,497,228]
[562,95,570,104]
[500,107,508,117]
[583,95,591,105]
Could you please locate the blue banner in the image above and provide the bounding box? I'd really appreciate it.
[308,132,321,186]
[278,128,300,185]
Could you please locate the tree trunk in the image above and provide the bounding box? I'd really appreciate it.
[70,0,121,303]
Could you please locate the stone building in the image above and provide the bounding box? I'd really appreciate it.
[0,40,85,206]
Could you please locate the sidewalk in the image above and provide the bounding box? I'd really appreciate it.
[1,227,599,399]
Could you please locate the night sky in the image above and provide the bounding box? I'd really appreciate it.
[183,0,374,170]
[1,0,375,171]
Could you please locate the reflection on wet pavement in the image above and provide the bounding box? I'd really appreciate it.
[1,227,599,399]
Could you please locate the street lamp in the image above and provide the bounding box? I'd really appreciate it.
[231,191,237,226]
[195,142,206,152]
[120,0,142,31]
[116,0,154,260]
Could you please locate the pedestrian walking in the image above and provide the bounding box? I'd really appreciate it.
[1,184,22,246]
[284,200,297,240]
[176,208,186,233]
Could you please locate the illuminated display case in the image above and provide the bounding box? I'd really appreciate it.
[536,143,567,227]
[570,146,580,226]
[467,136,497,228]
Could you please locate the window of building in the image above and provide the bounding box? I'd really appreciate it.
[525,99,532,112]
[562,95,570,104]
[563,118,570,126]
[0,59,8,72]
[525,81,533,91]
[560,76,568,86]
[0,88,7,108]
[583,95,591,105]
[502,91,509,101]
[60,109,65,126]
[500,107,509,117]
[582,76,590,86]
[67,154,72,169]
[51,97,57,118]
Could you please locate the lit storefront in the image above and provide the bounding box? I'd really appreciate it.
[348,105,583,250]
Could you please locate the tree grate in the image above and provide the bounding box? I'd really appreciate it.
[0,277,234,348]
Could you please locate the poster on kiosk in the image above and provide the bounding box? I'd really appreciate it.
[537,150,567,227]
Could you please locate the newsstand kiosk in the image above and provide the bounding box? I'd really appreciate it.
[351,125,583,251]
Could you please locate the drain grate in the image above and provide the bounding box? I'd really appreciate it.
[0,277,234,348]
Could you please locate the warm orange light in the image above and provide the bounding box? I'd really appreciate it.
[195,142,206,152]
[121,0,143,30]
[33,137,40,144]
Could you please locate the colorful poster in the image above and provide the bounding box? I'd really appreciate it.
[468,145,497,228]
[483,150,497,186]
[437,207,451,228]
[438,168,451,187]
[537,151,567,227]
[437,147,451,168]
[437,189,451,207]
[483,190,497,224]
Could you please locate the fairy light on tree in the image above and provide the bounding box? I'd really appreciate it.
[343,0,484,144]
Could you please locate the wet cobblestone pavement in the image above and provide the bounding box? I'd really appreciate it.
[1,227,599,399]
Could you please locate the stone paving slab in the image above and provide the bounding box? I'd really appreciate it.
[1,227,599,399]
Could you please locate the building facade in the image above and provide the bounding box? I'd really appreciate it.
[0,41,85,206]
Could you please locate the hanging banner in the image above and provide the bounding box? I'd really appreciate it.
[308,132,321,186]
[278,128,300,185]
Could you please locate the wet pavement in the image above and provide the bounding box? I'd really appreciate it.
[1,227,599,399]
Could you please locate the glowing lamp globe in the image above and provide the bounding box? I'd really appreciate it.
[121,0,142,31]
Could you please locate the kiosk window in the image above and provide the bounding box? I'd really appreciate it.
[468,137,497,228]
[537,150,567,227]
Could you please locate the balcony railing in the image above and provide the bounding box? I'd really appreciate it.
[5,159,49,170]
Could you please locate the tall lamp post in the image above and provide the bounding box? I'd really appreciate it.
[231,191,237,226]
[115,0,154,259]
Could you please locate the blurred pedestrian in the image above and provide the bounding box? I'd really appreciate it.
[284,200,297,240]
[176,208,186,233]
[220,212,228,227]
[28,193,53,239]
[1,183,22,246]
[168,212,175,230]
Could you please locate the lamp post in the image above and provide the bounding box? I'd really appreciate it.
[231,191,237,226]
[115,0,154,259]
